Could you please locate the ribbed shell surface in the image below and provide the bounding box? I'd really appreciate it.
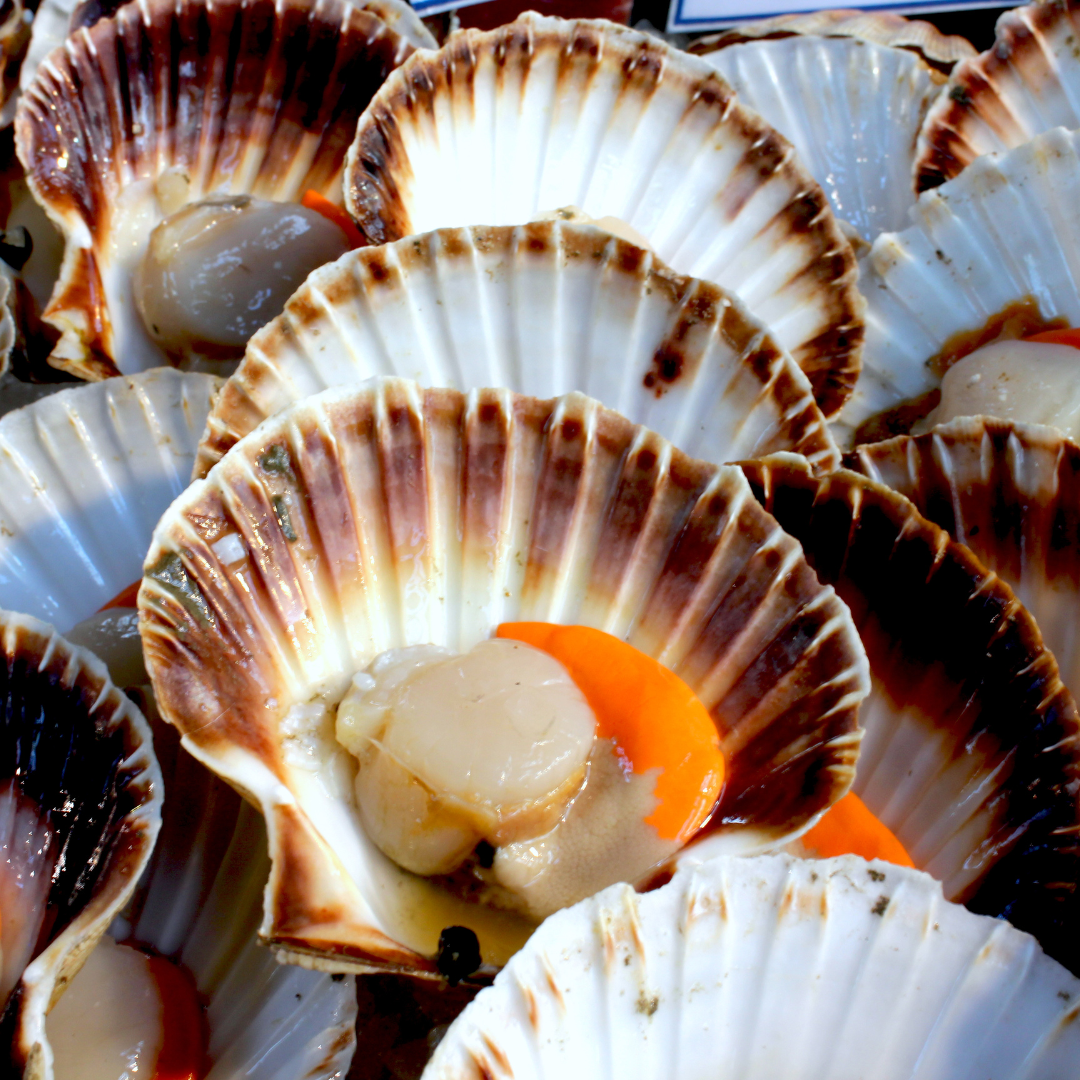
[694,36,941,239]
[140,379,869,974]
[196,221,839,477]
[344,13,865,419]
[915,0,1080,191]
[15,0,418,381]
[423,855,1080,1080]
[0,611,161,1080]
[836,127,1080,449]
[740,455,1080,975]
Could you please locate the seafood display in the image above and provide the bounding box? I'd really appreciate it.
[344,13,865,417]
[196,220,839,477]
[424,855,1080,1080]
[0,0,1079,1076]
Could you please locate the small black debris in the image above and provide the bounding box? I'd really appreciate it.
[437,926,481,986]
[475,840,495,869]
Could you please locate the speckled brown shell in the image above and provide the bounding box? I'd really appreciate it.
[740,454,1080,975]
[195,221,839,479]
[344,13,864,419]
[140,378,869,976]
[14,0,418,381]
[0,611,161,1080]
[688,9,975,73]
[914,0,1080,191]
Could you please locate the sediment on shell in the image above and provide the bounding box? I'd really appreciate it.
[195,221,839,478]
[344,13,865,419]
[15,0,419,380]
[140,378,869,976]
[740,454,1080,975]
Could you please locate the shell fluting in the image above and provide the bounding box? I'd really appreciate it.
[140,379,868,973]
[195,221,839,479]
[14,0,419,380]
[344,13,865,419]
[740,454,1080,975]
[915,0,1080,191]
[0,611,161,1080]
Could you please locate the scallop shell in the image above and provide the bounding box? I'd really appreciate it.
[0,610,162,1080]
[739,454,1080,974]
[691,35,942,239]
[688,10,977,71]
[0,0,29,126]
[423,854,1080,1080]
[196,220,839,479]
[846,415,1080,709]
[344,13,865,419]
[0,370,360,1079]
[15,0,421,382]
[140,377,870,976]
[835,127,1080,449]
[914,0,1080,191]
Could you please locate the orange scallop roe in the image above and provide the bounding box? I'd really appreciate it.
[496,623,724,843]
[146,954,207,1080]
[1026,328,1080,349]
[800,792,914,868]
[301,190,365,249]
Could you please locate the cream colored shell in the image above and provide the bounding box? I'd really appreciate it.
[423,854,1080,1080]
[345,13,865,418]
[196,221,839,478]
[15,0,420,381]
[140,378,869,976]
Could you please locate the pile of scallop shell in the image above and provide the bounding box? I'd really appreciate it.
[0,0,1079,1077]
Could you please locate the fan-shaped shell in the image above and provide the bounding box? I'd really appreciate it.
[691,35,941,239]
[689,10,977,72]
[915,0,1080,191]
[0,610,161,1080]
[423,854,1080,1080]
[0,0,28,126]
[847,416,1080,712]
[14,0,421,382]
[140,378,870,975]
[739,454,1080,974]
[835,127,1080,449]
[344,13,865,419]
[0,370,360,1080]
[196,221,839,478]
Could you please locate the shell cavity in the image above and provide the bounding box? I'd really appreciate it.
[140,378,869,975]
[836,127,1080,449]
[693,36,942,240]
[915,0,1080,191]
[741,454,1080,974]
[196,221,839,478]
[14,0,420,381]
[423,855,1080,1080]
[344,13,865,419]
[0,610,162,1080]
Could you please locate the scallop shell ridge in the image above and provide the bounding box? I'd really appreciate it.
[15,0,419,380]
[0,610,162,1080]
[195,221,839,478]
[740,454,1080,974]
[424,855,1080,1080]
[141,378,869,974]
[344,13,865,418]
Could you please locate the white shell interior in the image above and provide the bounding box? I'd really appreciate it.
[424,854,1080,1080]
[698,36,940,239]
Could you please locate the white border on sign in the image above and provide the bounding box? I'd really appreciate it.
[668,0,996,31]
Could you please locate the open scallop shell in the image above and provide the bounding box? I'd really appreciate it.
[690,34,942,240]
[0,370,360,1079]
[15,0,421,382]
[835,127,1080,449]
[915,0,1080,191]
[739,454,1080,974]
[196,220,839,478]
[140,377,870,976]
[688,10,977,72]
[423,853,1080,1080]
[344,13,865,418]
[0,610,161,1080]
[846,415,1080,710]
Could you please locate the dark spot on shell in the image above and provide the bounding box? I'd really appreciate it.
[437,926,481,986]
[871,896,890,916]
